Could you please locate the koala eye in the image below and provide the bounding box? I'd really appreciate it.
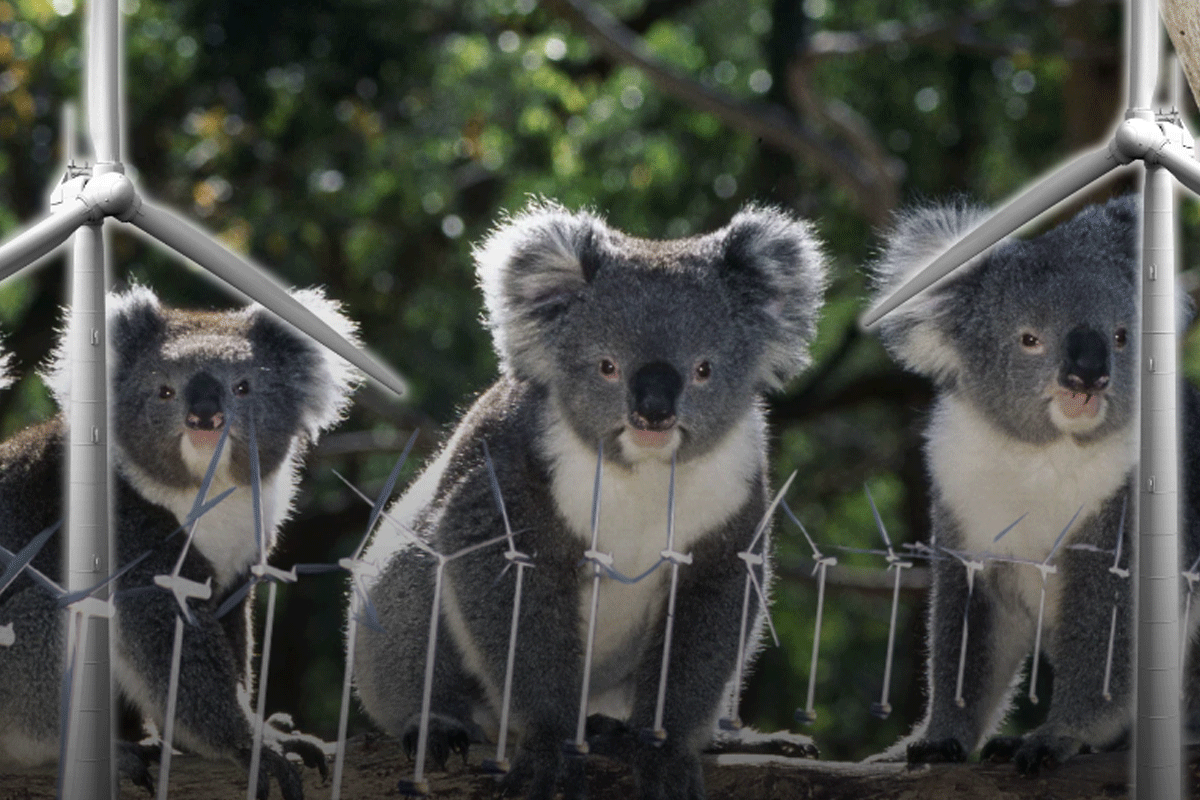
[233,380,251,396]
[158,385,176,400]
[598,358,620,382]
[1020,332,1044,353]
[1114,328,1128,349]
[694,361,712,383]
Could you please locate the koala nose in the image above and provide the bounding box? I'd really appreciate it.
[631,361,682,430]
[1061,326,1110,393]
[184,372,225,431]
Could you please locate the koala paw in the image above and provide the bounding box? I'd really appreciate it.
[705,726,819,760]
[905,737,967,765]
[498,734,586,800]
[981,733,1083,775]
[118,741,161,796]
[401,713,471,772]
[632,742,706,800]
[238,717,331,800]
[582,713,637,760]
[257,746,306,800]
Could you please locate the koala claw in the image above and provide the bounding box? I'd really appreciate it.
[980,735,1021,763]
[983,733,1081,775]
[118,741,161,796]
[498,743,586,800]
[401,714,471,771]
[633,744,706,800]
[906,737,967,765]
[264,715,330,782]
[252,745,306,800]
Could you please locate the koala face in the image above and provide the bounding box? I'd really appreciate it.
[546,261,767,465]
[873,196,1139,445]
[475,202,827,467]
[45,286,359,490]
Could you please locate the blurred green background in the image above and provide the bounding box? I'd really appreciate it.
[0,0,1196,763]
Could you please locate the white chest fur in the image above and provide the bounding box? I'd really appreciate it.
[928,397,1135,559]
[116,440,298,590]
[540,405,764,712]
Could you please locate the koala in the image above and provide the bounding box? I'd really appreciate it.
[869,195,1200,772]
[0,285,359,798]
[353,201,827,800]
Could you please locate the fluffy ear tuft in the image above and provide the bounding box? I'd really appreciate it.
[719,205,829,390]
[475,199,608,381]
[42,283,167,408]
[245,287,365,441]
[868,201,993,384]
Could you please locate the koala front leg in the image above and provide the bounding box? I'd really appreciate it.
[625,528,750,800]
[907,556,1033,764]
[983,546,1133,774]
[114,583,306,800]
[445,536,586,800]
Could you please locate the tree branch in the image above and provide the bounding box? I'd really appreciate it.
[548,0,898,224]
[1163,0,1200,110]
[805,0,1120,62]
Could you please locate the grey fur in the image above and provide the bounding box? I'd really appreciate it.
[869,195,1200,772]
[355,201,827,799]
[0,285,358,798]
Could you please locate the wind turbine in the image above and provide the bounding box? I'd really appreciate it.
[0,1,407,795]
[861,1,1196,794]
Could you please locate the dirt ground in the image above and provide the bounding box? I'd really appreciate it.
[0,733,1174,800]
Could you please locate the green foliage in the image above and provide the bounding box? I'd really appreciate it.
[0,0,1189,764]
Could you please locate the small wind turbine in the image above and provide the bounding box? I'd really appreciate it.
[863,484,912,720]
[719,470,795,732]
[478,441,535,777]
[782,502,835,726]
[993,506,1083,705]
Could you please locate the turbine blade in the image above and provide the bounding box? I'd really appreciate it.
[58,548,153,608]
[187,422,230,522]
[215,578,259,619]
[781,499,820,557]
[293,563,343,575]
[125,199,407,397]
[481,439,515,543]
[1158,140,1200,198]
[0,202,91,284]
[356,429,420,560]
[1046,505,1086,564]
[864,483,893,552]
[748,470,798,553]
[861,143,1126,328]
[991,512,1029,543]
[0,542,64,597]
[248,411,265,563]
[0,520,62,596]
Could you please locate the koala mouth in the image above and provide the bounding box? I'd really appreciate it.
[627,427,675,449]
[1053,389,1104,420]
[186,428,225,449]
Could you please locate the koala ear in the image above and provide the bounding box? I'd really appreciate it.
[245,287,364,440]
[869,202,992,385]
[41,283,167,408]
[718,205,829,390]
[475,200,607,381]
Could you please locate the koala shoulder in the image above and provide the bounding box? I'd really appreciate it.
[474,199,827,389]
